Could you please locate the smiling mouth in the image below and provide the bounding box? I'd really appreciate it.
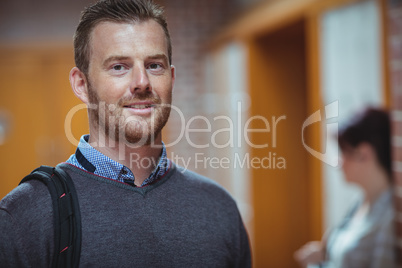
[124,104,155,109]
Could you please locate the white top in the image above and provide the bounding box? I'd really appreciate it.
[323,190,395,268]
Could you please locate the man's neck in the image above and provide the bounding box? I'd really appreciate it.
[88,132,163,186]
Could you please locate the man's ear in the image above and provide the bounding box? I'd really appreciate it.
[357,142,375,162]
[69,67,89,104]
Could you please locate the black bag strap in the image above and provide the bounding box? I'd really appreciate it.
[20,166,82,268]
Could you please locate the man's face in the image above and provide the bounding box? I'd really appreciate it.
[86,20,174,146]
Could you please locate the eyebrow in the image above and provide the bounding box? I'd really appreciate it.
[102,55,130,68]
[147,54,169,64]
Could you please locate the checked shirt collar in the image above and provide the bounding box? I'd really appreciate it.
[66,135,170,187]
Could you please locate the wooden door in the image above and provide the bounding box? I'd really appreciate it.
[0,46,88,199]
[247,20,319,268]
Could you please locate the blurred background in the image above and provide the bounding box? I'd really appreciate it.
[1,0,402,267]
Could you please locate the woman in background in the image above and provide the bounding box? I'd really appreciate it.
[294,107,395,268]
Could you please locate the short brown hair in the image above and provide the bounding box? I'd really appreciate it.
[338,107,392,180]
[74,0,172,75]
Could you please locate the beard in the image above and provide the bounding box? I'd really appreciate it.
[87,83,171,147]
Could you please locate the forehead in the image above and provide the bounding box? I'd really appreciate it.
[88,20,168,59]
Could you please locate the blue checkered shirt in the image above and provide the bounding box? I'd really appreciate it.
[66,135,170,187]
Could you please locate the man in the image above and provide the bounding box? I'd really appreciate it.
[0,0,251,267]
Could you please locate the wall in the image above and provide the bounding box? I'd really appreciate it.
[387,0,402,262]
[0,0,93,43]
[161,0,240,173]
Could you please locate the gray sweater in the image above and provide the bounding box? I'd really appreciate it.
[0,163,251,267]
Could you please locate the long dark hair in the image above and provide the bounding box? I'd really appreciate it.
[338,107,392,181]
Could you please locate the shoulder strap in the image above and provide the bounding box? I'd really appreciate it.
[20,165,82,268]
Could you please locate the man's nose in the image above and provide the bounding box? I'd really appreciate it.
[130,65,151,93]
